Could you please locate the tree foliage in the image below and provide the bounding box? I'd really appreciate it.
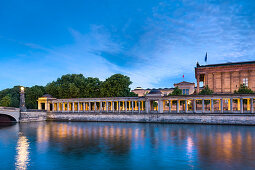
[25,85,45,109]
[0,95,11,107]
[234,84,254,94]
[199,85,214,95]
[0,73,136,109]
[100,74,136,97]
[169,86,182,96]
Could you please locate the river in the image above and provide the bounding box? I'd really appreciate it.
[0,122,255,169]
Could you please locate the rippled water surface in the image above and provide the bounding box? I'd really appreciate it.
[1,122,255,169]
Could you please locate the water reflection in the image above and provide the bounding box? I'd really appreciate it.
[15,133,30,170]
[1,122,255,169]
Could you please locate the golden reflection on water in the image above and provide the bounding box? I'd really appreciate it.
[15,133,30,170]
[31,123,255,166]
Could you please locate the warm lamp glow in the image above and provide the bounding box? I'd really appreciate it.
[21,86,25,92]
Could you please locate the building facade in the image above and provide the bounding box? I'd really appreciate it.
[195,61,255,94]
[173,81,195,95]
[132,81,195,97]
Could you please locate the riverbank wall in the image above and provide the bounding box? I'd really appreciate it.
[48,112,255,125]
[20,110,47,122]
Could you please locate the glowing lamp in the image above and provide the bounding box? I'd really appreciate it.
[20,86,25,93]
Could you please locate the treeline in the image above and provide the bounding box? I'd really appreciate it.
[0,74,137,109]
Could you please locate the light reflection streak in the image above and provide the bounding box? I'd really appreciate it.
[15,133,30,170]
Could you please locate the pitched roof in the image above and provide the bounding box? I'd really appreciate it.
[148,89,162,95]
[174,81,195,86]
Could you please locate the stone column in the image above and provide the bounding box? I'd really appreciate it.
[230,98,233,113]
[240,98,243,113]
[169,100,172,113]
[100,102,102,112]
[230,72,233,93]
[145,100,150,113]
[131,101,134,113]
[251,98,254,113]
[67,102,70,112]
[57,103,59,112]
[211,99,214,113]
[125,101,127,112]
[52,102,55,112]
[239,71,242,88]
[138,101,141,114]
[83,103,85,112]
[72,102,75,112]
[89,102,91,112]
[248,70,252,89]
[221,72,224,93]
[106,101,108,112]
[118,101,120,113]
[177,100,180,113]
[185,100,188,113]
[77,102,80,112]
[196,75,200,94]
[202,99,205,113]
[62,103,65,112]
[19,87,27,112]
[220,99,223,113]
[112,101,115,112]
[193,99,196,113]
[158,100,163,113]
[212,73,215,92]
[94,102,96,112]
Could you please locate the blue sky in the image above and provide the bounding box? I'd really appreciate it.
[0,0,255,90]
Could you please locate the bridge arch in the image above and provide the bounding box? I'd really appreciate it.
[0,114,17,122]
[0,107,20,122]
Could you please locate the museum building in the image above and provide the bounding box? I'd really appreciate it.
[195,61,255,94]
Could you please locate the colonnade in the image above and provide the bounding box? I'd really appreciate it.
[156,97,254,114]
[41,95,255,114]
[51,100,146,113]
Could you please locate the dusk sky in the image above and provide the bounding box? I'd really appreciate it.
[0,0,255,90]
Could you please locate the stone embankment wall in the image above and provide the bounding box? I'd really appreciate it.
[48,112,255,125]
[20,111,47,122]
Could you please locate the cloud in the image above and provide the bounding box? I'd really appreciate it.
[116,0,255,88]
[1,0,255,90]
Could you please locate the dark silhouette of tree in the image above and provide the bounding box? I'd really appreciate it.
[234,84,254,94]
[168,86,182,96]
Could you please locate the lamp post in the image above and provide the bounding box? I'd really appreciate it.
[20,86,27,112]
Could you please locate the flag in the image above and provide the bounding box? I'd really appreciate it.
[205,52,208,63]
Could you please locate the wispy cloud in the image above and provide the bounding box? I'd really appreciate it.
[0,0,254,90]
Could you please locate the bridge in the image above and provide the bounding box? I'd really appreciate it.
[0,107,20,122]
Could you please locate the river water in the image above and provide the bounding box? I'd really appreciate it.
[0,122,255,169]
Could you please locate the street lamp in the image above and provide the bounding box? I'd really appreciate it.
[20,86,27,112]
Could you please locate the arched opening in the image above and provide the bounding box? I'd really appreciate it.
[0,114,17,122]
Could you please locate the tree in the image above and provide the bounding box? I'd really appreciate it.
[199,85,213,95]
[25,85,45,109]
[83,77,101,98]
[0,86,21,108]
[100,74,136,97]
[169,86,182,96]
[0,73,136,109]
[234,84,254,94]
[0,95,11,107]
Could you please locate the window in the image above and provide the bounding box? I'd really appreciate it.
[182,89,189,95]
[186,89,189,95]
[243,78,248,87]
